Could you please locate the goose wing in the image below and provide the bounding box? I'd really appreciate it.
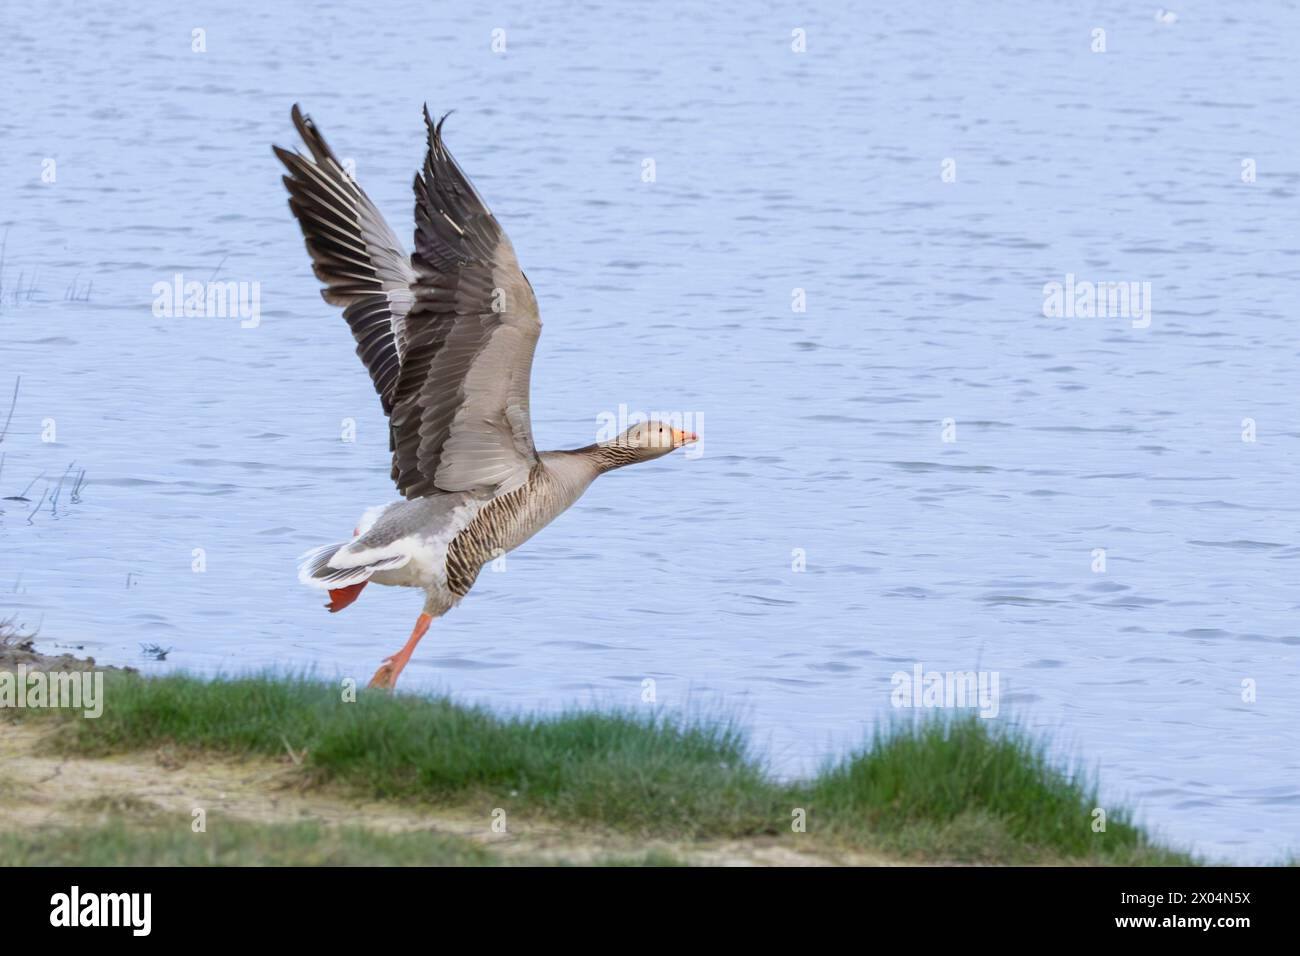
[387,108,541,500]
[274,104,416,414]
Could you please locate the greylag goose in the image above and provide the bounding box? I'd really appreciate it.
[275,105,697,689]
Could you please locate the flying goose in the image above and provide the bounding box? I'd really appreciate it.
[275,105,697,689]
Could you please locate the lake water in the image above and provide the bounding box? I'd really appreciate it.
[2,1,1298,863]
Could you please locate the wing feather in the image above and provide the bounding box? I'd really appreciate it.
[274,104,417,413]
[388,108,541,499]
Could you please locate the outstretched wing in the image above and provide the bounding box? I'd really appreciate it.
[274,104,416,414]
[387,108,541,500]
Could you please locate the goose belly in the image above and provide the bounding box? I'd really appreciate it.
[443,477,576,597]
[361,467,585,600]
[364,497,487,599]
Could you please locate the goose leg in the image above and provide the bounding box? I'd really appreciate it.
[368,612,433,690]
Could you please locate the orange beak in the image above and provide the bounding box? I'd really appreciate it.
[671,429,699,447]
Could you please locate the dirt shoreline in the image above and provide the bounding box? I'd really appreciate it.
[0,632,136,675]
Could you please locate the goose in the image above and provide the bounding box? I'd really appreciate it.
[274,104,698,689]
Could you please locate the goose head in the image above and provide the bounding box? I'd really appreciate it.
[602,420,699,463]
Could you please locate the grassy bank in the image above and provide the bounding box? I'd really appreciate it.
[0,812,690,866]
[1,670,1192,865]
[0,818,501,866]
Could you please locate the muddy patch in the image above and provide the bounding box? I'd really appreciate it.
[0,621,136,675]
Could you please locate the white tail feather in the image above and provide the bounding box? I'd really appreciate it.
[297,541,409,589]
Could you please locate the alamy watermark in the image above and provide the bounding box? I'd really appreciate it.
[891,662,999,718]
[50,886,151,936]
[1042,273,1151,329]
[0,666,103,718]
[151,273,261,328]
[596,403,704,458]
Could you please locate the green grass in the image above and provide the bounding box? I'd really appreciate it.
[584,850,693,867]
[34,673,776,837]
[804,717,1188,864]
[7,671,1194,864]
[0,817,700,867]
[0,817,499,866]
